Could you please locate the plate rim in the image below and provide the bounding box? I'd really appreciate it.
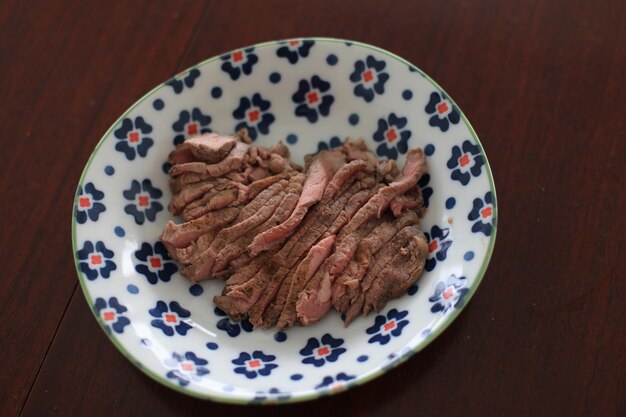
[71,36,498,404]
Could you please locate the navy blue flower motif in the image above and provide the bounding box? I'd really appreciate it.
[221,47,258,80]
[429,274,469,313]
[165,68,200,94]
[77,240,116,280]
[172,108,212,145]
[232,93,275,141]
[424,225,452,272]
[123,179,163,225]
[149,301,192,336]
[214,307,253,337]
[366,308,410,345]
[292,75,334,123]
[276,39,314,64]
[250,388,291,404]
[447,139,485,185]
[316,136,342,153]
[134,241,178,284]
[350,55,389,102]
[164,351,210,387]
[417,173,433,208]
[372,112,412,160]
[93,297,130,334]
[468,191,495,236]
[299,333,346,367]
[113,116,154,160]
[75,182,106,224]
[315,372,356,390]
[232,351,278,379]
[425,91,460,132]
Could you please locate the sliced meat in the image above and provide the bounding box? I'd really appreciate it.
[160,207,240,249]
[327,149,426,276]
[172,231,215,264]
[169,142,249,178]
[343,138,378,164]
[262,235,335,330]
[269,141,290,158]
[244,174,376,326]
[377,159,400,183]
[181,188,241,221]
[169,179,247,216]
[362,228,428,315]
[168,133,237,165]
[273,235,335,329]
[247,170,296,199]
[332,210,420,316]
[343,224,421,324]
[389,187,424,217]
[170,172,213,194]
[248,157,368,256]
[210,174,305,272]
[181,180,289,281]
[244,165,271,182]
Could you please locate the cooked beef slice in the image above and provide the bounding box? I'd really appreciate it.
[169,141,249,177]
[389,188,424,217]
[377,159,400,183]
[342,138,378,164]
[160,207,240,249]
[248,149,346,256]
[332,210,419,315]
[168,133,237,165]
[362,228,427,315]
[181,188,241,221]
[343,224,421,325]
[172,231,215,264]
[245,175,377,327]
[327,149,426,276]
[180,180,289,281]
[296,216,385,326]
[261,235,335,329]
[210,174,305,272]
[169,178,248,215]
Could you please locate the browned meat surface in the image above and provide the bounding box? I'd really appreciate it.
[161,132,429,329]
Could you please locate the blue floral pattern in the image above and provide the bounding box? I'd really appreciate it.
[164,351,209,386]
[299,334,346,367]
[292,75,334,123]
[232,351,278,379]
[123,179,163,225]
[447,140,485,185]
[75,182,105,224]
[250,388,291,404]
[417,174,433,208]
[315,372,355,390]
[425,91,460,132]
[350,55,389,102]
[172,108,212,145]
[166,68,200,94]
[232,93,275,141]
[214,307,253,337]
[77,240,116,280]
[372,112,411,160]
[94,297,130,334]
[221,48,258,80]
[366,309,410,345]
[468,191,495,236]
[316,136,342,153]
[425,225,452,272]
[149,301,192,336]
[429,275,469,313]
[134,242,178,284]
[276,39,314,64]
[113,116,154,160]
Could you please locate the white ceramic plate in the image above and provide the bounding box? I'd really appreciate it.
[72,38,497,404]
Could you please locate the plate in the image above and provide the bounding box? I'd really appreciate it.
[72,38,497,404]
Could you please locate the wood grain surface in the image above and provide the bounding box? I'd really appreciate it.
[1,0,624,416]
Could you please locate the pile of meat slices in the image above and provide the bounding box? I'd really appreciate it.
[160,129,429,329]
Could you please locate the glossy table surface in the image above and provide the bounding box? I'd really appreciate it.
[1,0,624,416]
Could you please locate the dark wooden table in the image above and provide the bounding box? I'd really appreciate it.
[1,0,624,416]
